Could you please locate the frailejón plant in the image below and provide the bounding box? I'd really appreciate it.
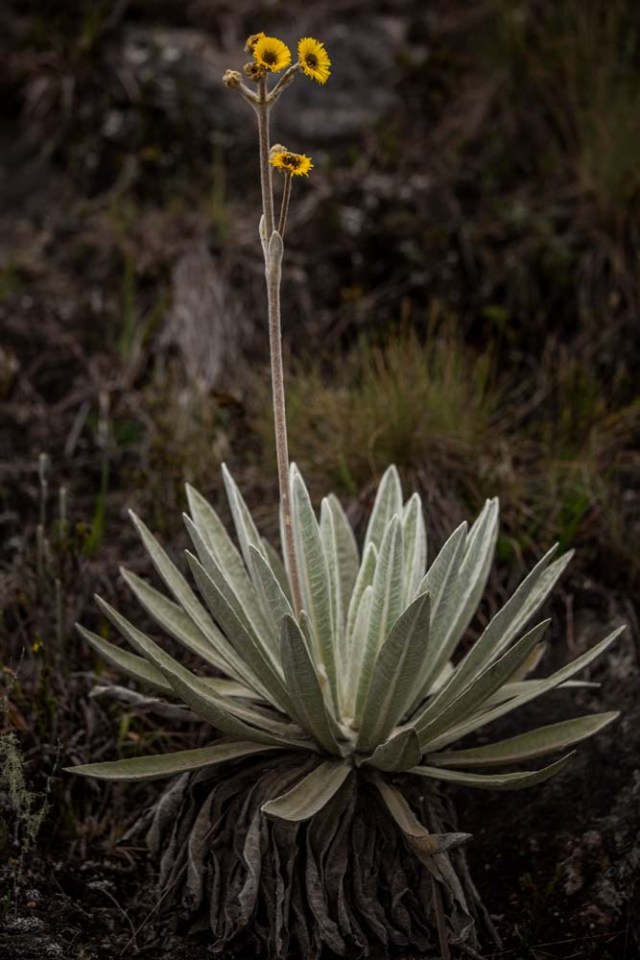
[68,30,623,958]
[68,465,622,954]
[72,466,620,803]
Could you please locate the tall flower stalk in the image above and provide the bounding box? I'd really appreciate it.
[223,36,328,616]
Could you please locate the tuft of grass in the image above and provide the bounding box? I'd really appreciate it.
[0,733,50,860]
[501,350,640,576]
[485,0,640,226]
[254,325,499,502]
[253,327,639,584]
[576,73,640,227]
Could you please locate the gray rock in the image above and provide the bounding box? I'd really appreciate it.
[275,19,407,145]
[112,26,250,143]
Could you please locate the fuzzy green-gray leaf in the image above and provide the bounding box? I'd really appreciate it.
[186,551,292,711]
[280,615,343,756]
[415,620,550,746]
[290,466,337,704]
[262,538,293,603]
[320,499,342,647]
[128,511,234,659]
[354,515,404,724]
[343,585,373,717]
[411,521,467,704]
[410,753,574,790]
[427,712,618,768]
[428,499,499,682]
[184,516,262,636]
[423,625,625,752]
[357,592,431,751]
[364,466,402,552]
[345,541,377,650]
[327,493,359,624]
[360,726,421,772]
[261,760,351,821]
[121,567,231,673]
[248,545,294,629]
[183,506,274,645]
[68,741,279,782]
[473,546,572,672]
[76,624,172,694]
[402,493,427,605]
[95,595,295,746]
[221,464,268,571]
[186,482,270,630]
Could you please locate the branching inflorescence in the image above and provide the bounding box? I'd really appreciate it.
[68,31,623,958]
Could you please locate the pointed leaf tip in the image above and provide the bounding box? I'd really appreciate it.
[66,741,279,782]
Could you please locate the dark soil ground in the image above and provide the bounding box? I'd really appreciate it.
[1,1,640,958]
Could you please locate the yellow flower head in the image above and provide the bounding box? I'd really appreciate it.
[253,36,292,73]
[297,37,331,84]
[245,32,266,53]
[270,150,314,176]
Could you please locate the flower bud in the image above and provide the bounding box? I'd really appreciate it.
[243,61,264,82]
[244,32,265,53]
[222,69,242,89]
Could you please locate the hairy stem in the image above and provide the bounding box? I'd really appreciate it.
[266,251,303,615]
[278,174,293,237]
[268,63,300,105]
[256,80,303,615]
[257,78,275,236]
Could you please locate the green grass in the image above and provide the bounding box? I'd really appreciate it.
[257,326,499,500]
[0,733,50,859]
[252,327,640,583]
[492,353,639,577]
[484,0,640,225]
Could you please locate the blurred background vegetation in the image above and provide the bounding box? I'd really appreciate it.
[1,0,639,955]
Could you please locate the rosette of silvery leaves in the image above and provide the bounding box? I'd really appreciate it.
[70,464,621,951]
